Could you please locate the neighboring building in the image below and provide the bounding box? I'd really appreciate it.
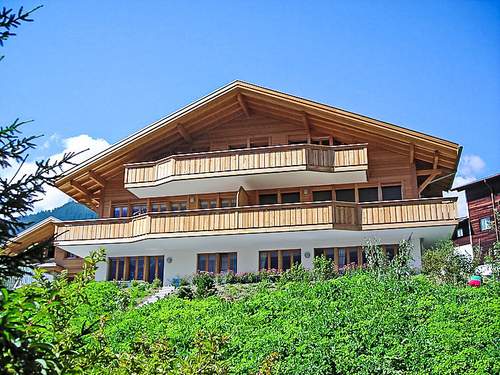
[8,81,461,284]
[453,173,500,252]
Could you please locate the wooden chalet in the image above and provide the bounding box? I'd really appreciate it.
[9,81,461,283]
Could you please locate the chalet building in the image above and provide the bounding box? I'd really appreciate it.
[453,173,500,252]
[9,81,461,284]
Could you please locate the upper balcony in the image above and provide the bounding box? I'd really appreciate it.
[124,143,368,198]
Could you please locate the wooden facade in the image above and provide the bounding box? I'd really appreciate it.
[9,81,461,279]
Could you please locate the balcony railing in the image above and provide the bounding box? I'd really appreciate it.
[124,143,369,187]
[54,197,456,243]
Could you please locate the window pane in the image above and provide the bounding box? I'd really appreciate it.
[121,207,128,217]
[314,248,324,258]
[311,138,329,145]
[207,254,216,273]
[132,205,147,216]
[281,192,300,203]
[456,228,464,237]
[230,253,237,272]
[259,194,278,205]
[109,259,117,281]
[220,253,229,273]
[292,250,301,265]
[117,258,125,280]
[362,250,367,265]
[228,144,246,150]
[336,189,355,202]
[113,207,121,218]
[221,198,236,208]
[338,249,346,268]
[128,257,136,281]
[198,254,207,272]
[288,138,307,145]
[480,217,492,231]
[157,257,164,282]
[359,187,379,202]
[259,252,268,270]
[313,190,332,201]
[349,248,358,266]
[137,257,144,280]
[270,251,279,270]
[200,201,209,209]
[282,251,291,271]
[325,248,334,260]
[385,245,396,261]
[382,186,402,201]
[149,257,156,282]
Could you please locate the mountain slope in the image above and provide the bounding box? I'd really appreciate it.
[20,201,97,231]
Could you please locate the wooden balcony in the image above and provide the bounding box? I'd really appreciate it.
[124,144,369,197]
[54,197,456,243]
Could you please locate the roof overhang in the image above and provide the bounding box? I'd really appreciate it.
[55,81,462,208]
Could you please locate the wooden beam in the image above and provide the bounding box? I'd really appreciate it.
[236,93,251,118]
[433,150,440,169]
[416,169,443,176]
[177,124,192,143]
[418,172,440,195]
[409,143,415,164]
[302,112,311,134]
[88,170,106,187]
[70,180,99,206]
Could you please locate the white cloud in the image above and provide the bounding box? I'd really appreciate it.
[1,134,110,213]
[444,154,486,218]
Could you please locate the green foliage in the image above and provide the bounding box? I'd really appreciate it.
[484,241,500,281]
[312,254,337,281]
[279,263,310,283]
[422,240,475,284]
[96,273,499,375]
[176,285,194,300]
[192,272,216,298]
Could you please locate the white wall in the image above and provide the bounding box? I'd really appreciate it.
[90,228,429,284]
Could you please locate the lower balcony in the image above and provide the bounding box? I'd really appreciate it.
[54,197,457,245]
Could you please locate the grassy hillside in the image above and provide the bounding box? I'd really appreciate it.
[74,273,499,374]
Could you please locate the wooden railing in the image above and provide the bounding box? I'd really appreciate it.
[124,144,368,186]
[54,198,456,243]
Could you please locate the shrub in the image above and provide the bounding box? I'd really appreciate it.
[422,240,474,284]
[312,255,336,281]
[176,285,194,300]
[279,263,310,283]
[192,272,216,298]
[152,278,163,289]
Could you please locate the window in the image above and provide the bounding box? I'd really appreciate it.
[480,217,492,231]
[131,204,147,216]
[259,193,278,205]
[113,205,128,218]
[259,250,301,271]
[382,186,402,201]
[311,137,330,145]
[281,192,300,204]
[314,248,335,260]
[314,247,363,269]
[228,143,246,150]
[197,253,237,273]
[171,201,187,211]
[385,245,397,261]
[359,187,379,202]
[151,203,168,212]
[456,228,464,238]
[64,251,78,259]
[313,190,332,202]
[199,199,217,209]
[108,256,164,283]
[221,198,236,208]
[288,136,308,145]
[250,137,269,148]
[46,246,55,259]
[335,189,355,202]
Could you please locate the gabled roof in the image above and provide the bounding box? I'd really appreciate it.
[453,173,500,191]
[55,80,462,207]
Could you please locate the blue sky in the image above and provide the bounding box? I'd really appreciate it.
[1,1,499,212]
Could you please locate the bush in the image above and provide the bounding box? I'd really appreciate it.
[312,255,337,281]
[192,272,216,298]
[279,263,310,283]
[176,285,194,300]
[422,240,474,284]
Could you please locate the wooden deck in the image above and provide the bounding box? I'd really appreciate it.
[54,197,456,242]
[124,143,369,186]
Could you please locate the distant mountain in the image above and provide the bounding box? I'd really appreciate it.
[19,201,97,232]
